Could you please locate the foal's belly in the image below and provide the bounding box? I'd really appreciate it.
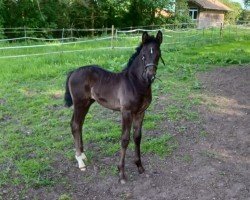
[96,98,121,111]
[94,96,151,113]
[90,87,121,111]
[90,84,152,113]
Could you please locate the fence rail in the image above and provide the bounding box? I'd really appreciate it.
[0,23,249,59]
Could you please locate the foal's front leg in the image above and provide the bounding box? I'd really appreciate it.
[118,110,132,184]
[71,101,92,171]
[133,112,145,174]
[71,114,86,171]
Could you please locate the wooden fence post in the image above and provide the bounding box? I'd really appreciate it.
[235,24,238,40]
[70,28,73,40]
[220,23,223,38]
[115,29,118,40]
[211,27,214,42]
[61,28,65,43]
[24,26,27,42]
[111,25,114,49]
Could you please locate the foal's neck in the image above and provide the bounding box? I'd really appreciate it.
[125,56,152,90]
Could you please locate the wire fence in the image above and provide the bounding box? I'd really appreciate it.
[0,23,249,59]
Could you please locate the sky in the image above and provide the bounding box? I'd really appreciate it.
[230,0,245,8]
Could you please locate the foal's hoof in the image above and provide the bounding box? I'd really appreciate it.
[138,166,145,174]
[75,154,86,171]
[80,167,86,171]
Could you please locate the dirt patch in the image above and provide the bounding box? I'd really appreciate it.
[0,98,6,105]
[194,66,250,200]
[2,66,249,200]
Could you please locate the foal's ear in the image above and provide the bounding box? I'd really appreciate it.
[142,31,149,44]
[156,30,163,44]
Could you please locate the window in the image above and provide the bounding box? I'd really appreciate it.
[189,8,198,20]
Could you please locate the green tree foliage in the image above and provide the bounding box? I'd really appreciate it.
[165,0,192,26]
[221,0,242,24]
[124,0,170,26]
[244,0,250,8]
[239,9,250,22]
[1,0,170,37]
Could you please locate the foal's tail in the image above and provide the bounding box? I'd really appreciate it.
[64,71,73,107]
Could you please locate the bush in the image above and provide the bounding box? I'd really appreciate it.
[165,14,193,28]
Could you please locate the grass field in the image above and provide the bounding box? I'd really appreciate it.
[0,27,250,194]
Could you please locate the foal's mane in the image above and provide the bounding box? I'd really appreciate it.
[123,35,160,72]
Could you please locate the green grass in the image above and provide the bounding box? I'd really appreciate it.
[142,134,177,157]
[0,27,249,192]
[181,154,193,163]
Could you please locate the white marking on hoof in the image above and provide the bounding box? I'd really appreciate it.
[81,152,87,161]
[75,154,86,170]
[120,179,126,184]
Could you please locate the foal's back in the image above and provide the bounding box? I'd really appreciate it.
[68,65,127,111]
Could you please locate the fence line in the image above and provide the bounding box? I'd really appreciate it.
[0,22,248,35]
[0,36,112,50]
[0,47,112,59]
[1,27,113,32]
[117,23,197,30]
[0,27,190,43]
[2,39,215,59]
[0,36,78,42]
[117,29,163,33]
[0,24,249,59]
[1,23,197,32]
[0,29,201,47]
[0,31,199,50]
[0,46,139,59]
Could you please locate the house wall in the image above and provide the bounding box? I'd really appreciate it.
[187,2,225,29]
[198,10,225,28]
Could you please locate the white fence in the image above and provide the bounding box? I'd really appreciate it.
[0,24,249,59]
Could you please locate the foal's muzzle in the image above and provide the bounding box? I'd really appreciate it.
[145,63,157,68]
[145,63,157,82]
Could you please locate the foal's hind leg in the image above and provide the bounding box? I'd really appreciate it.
[71,99,93,171]
[133,112,145,174]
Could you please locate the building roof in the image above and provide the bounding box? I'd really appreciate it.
[188,0,232,11]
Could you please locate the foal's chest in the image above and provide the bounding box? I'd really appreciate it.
[137,92,152,112]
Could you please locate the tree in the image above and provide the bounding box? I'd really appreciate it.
[221,0,242,24]
[0,0,173,38]
[244,0,250,9]
[124,0,170,27]
[239,9,250,22]
[165,0,192,26]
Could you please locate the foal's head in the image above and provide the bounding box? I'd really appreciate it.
[140,31,163,83]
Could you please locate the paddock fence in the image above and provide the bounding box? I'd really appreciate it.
[0,22,249,59]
